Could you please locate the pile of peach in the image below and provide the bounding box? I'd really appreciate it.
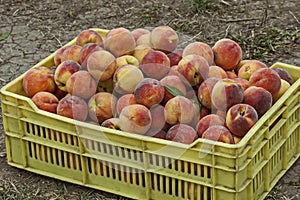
[22,26,294,145]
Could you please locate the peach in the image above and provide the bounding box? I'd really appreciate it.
[119,104,152,135]
[167,49,183,66]
[116,55,139,68]
[243,86,272,117]
[233,77,250,91]
[208,65,227,79]
[116,94,137,116]
[212,38,243,71]
[131,28,151,41]
[61,45,82,64]
[195,114,225,137]
[22,66,56,98]
[249,68,281,97]
[226,103,258,137]
[177,54,209,88]
[32,91,59,113]
[136,32,151,46]
[88,92,117,123]
[233,135,242,144]
[226,71,238,79]
[54,60,81,92]
[237,60,267,80]
[199,106,211,119]
[76,29,103,46]
[140,50,171,80]
[202,125,234,144]
[97,78,114,93]
[160,75,187,103]
[54,46,70,67]
[134,78,165,108]
[87,50,117,82]
[56,95,88,121]
[273,79,291,102]
[66,71,97,99]
[103,27,136,57]
[182,41,214,65]
[133,44,154,63]
[79,43,102,70]
[145,129,166,139]
[113,64,144,95]
[54,86,68,99]
[101,118,120,130]
[166,124,198,144]
[197,77,221,109]
[150,25,179,53]
[211,78,244,111]
[272,67,294,85]
[146,104,167,137]
[164,95,195,125]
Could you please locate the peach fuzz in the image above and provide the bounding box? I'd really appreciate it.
[140,50,171,80]
[182,41,214,65]
[119,104,152,135]
[160,75,187,103]
[54,60,81,92]
[164,95,195,125]
[103,27,136,57]
[22,66,56,98]
[88,92,117,123]
[87,50,117,82]
[166,124,198,144]
[66,70,97,99]
[113,64,144,95]
[61,45,82,64]
[32,91,59,114]
[243,86,272,118]
[226,103,258,137]
[197,77,221,109]
[208,65,227,79]
[237,59,267,80]
[56,95,88,122]
[249,67,281,97]
[116,94,137,116]
[75,29,103,46]
[79,43,102,70]
[202,125,234,144]
[212,38,243,71]
[150,25,179,53]
[195,114,225,137]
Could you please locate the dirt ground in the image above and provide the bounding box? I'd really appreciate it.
[0,0,299,199]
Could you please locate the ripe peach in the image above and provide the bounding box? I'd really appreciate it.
[212,38,243,71]
[136,32,151,46]
[150,25,179,53]
[22,66,56,98]
[133,44,154,63]
[66,71,97,99]
[131,28,151,41]
[119,104,152,135]
[32,91,59,113]
[116,55,139,68]
[167,49,183,66]
[233,135,242,144]
[54,46,70,67]
[79,43,102,70]
[199,106,211,119]
[177,54,209,88]
[164,96,195,125]
[182,41,214,65]
[140,50,171,80]
[160,75,187,103]
[54,87,68,99]
[166,124,198,144]
[76,29,103,46]
[61,45,82,64]
[101,118,120,130]
[243,86,272,117]
[113,64,144,95]
[272,67,294,85]
[273,79,291,102]
[104,27,136,57]
[146,104,167,137]
[202,125,234,144]
[249,68,281,97]
[116,94,137,116]
[57,95,88,121]
[87,50,117,82]
[88,92,117,123]
[195,114,225,137]
[134,78,165,108]
[226,103,258,137]
[54,60,81,92]
[208,65,227,79]
[237,60,267,80]
[145,129,166,139]
[233,77,250,91]
[197,77,221,109]
[226,71,238,79]
[211,78,244,111]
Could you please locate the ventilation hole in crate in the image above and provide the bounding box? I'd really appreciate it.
[253,168,264,196]
[28,141,33,157]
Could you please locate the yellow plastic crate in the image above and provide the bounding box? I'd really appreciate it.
[1,28,300,200]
